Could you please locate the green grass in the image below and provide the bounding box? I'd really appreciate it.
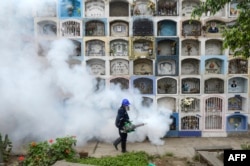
[68,151,150,166]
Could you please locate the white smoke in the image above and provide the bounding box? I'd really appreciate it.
[0,0,173,151]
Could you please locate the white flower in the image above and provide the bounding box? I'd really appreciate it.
[181,98,194,107]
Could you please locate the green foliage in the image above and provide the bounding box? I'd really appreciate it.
[22,136,77,166]
[0,133,12,162]
[191,0,250,58]
[241,142,250,150]
[164,152,174,157]
[70,151,150,166]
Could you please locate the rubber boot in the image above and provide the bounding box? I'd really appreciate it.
[113,137,121,150]
[121,141,127,153]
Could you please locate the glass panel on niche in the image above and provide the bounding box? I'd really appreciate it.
[134,59,153,75]
[228,78,247,93]
[110,40,128,56]
[157,97,176,112]
[181,78,200,94]
[94,77,105,92]
[204,78,224,93]
[110,22,128,37]
[205,40,223,55]
[182,0,199,17]
[181,59,199,75]
[110,77,129,90]
[133,40,153,58]
[86,21,105,36]
[70,40,81,57]
[110,1,129,17]
[229,1,240,17]
[38,21,57,36]
[133,78,153,94]
[157,60,176,75]
[86,40,105,56]
[181,116,199,130]
[158,0,178,16]
[85,0,105,17]
[228,59,248,74]
[87,60,105,75]
[142,97,153,107]
[158,20,177,36]
[132,0,155,16]
[205,59,222,74]
[110,59,129,75]
[228,116,243,130]
[157,40,176,56]
[182,20,201,37]
[157,78,177,94]
[228,96,242,111]
[60,0,81,17]
[181,40,199,56]
[205,21,226,35]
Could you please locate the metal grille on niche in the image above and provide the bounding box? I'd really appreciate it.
[157,0,178,16]
[61,21,80,37]
[133,19,153,36]
[205,97,223,130]
[181,116,199,130]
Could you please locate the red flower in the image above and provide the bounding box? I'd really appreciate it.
[18,156,25,162]
[48,139,53,143]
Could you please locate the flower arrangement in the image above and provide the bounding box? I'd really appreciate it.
[147,1,156,12]
[234,123,239,129]
[171,42,176,47]
[181,98,194,108]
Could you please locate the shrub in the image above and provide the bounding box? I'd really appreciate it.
[0,133,12,163]
[22,136,77,166]
[70,151,150,166]
[241,142,250,150]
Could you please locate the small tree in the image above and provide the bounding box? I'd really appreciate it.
[0,133,12,163]
[191,0,250,59]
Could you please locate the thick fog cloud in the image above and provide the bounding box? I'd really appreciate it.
[0,0,172,151]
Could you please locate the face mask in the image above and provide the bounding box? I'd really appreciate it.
[125,106,130,111]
